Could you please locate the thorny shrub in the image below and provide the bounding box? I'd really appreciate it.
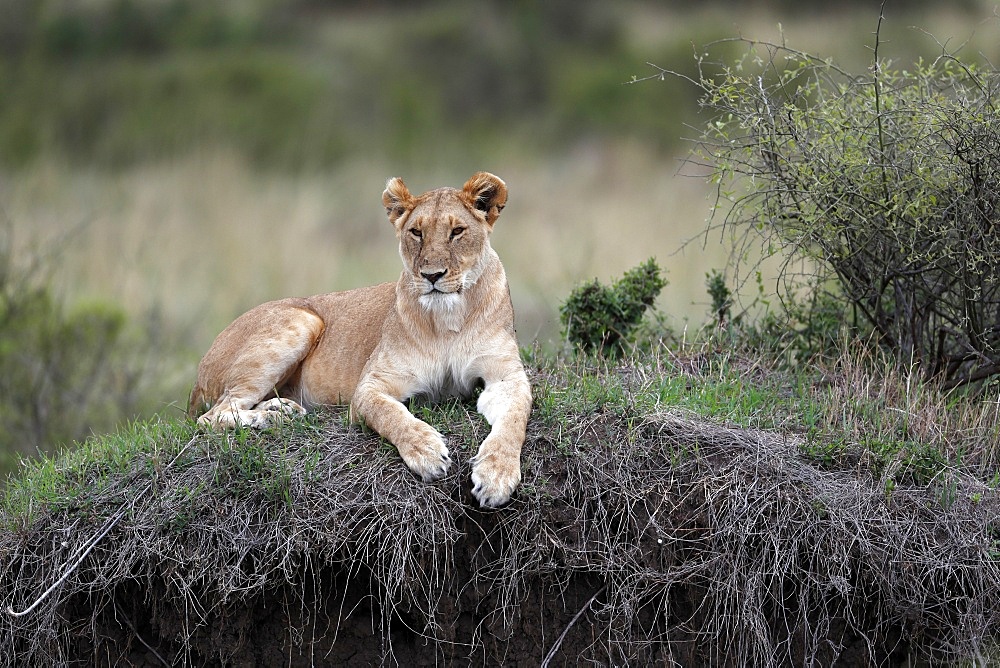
[681,21,1000,388]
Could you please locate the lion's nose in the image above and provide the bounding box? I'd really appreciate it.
[421,270,447,284]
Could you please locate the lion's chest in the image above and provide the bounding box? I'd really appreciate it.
[407,346,482,401]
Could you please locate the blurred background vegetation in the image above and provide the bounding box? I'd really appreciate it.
[1,0,998,475]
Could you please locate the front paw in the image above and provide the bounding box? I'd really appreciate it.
[396,421,452,482]
[470,450,521,508]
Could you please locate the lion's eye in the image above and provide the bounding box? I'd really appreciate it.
[450,227,465,239]
[410,228,422,239]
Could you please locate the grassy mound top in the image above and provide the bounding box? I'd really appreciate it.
[1,352,998,666]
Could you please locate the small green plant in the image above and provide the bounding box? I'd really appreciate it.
[560,258,666,357]
[705,269,732,326]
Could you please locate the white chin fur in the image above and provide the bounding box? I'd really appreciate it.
[419,291,466,332]
[418,290,463,312]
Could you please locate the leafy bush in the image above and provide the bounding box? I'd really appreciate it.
[0,228,158,475]
[560,257,666,356]
[685,25,1000,388]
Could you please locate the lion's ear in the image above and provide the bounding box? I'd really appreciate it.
[462,172,508,227]
[383,177,413,228]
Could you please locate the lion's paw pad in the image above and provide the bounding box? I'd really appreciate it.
[470,455,521,508]
[399,424,451,482]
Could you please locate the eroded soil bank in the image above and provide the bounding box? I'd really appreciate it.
[3,405,997,666]
[59,510,899,667]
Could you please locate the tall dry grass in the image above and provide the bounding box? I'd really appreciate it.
[1,141,728,360]
[814,343,1000,477]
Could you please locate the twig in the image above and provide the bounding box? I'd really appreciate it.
[867,1,893,214]
[540,584,607,668]
[626,62,700,87]
[6,436,198,617]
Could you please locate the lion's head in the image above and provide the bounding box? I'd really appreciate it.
[382,172,508,312]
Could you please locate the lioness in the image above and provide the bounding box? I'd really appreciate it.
[189,172,531,507]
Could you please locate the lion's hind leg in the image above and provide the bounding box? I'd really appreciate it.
[193,301,324,429]
[201,396,308,429]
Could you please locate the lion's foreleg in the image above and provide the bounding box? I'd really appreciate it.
[471,368,531,508]
[352,378,452,482]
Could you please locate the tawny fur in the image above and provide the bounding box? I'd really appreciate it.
[189,172,531,507]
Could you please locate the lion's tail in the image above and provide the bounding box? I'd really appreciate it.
[187,384,208,418]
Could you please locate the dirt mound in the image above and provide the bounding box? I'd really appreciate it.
[2,401,998,666]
